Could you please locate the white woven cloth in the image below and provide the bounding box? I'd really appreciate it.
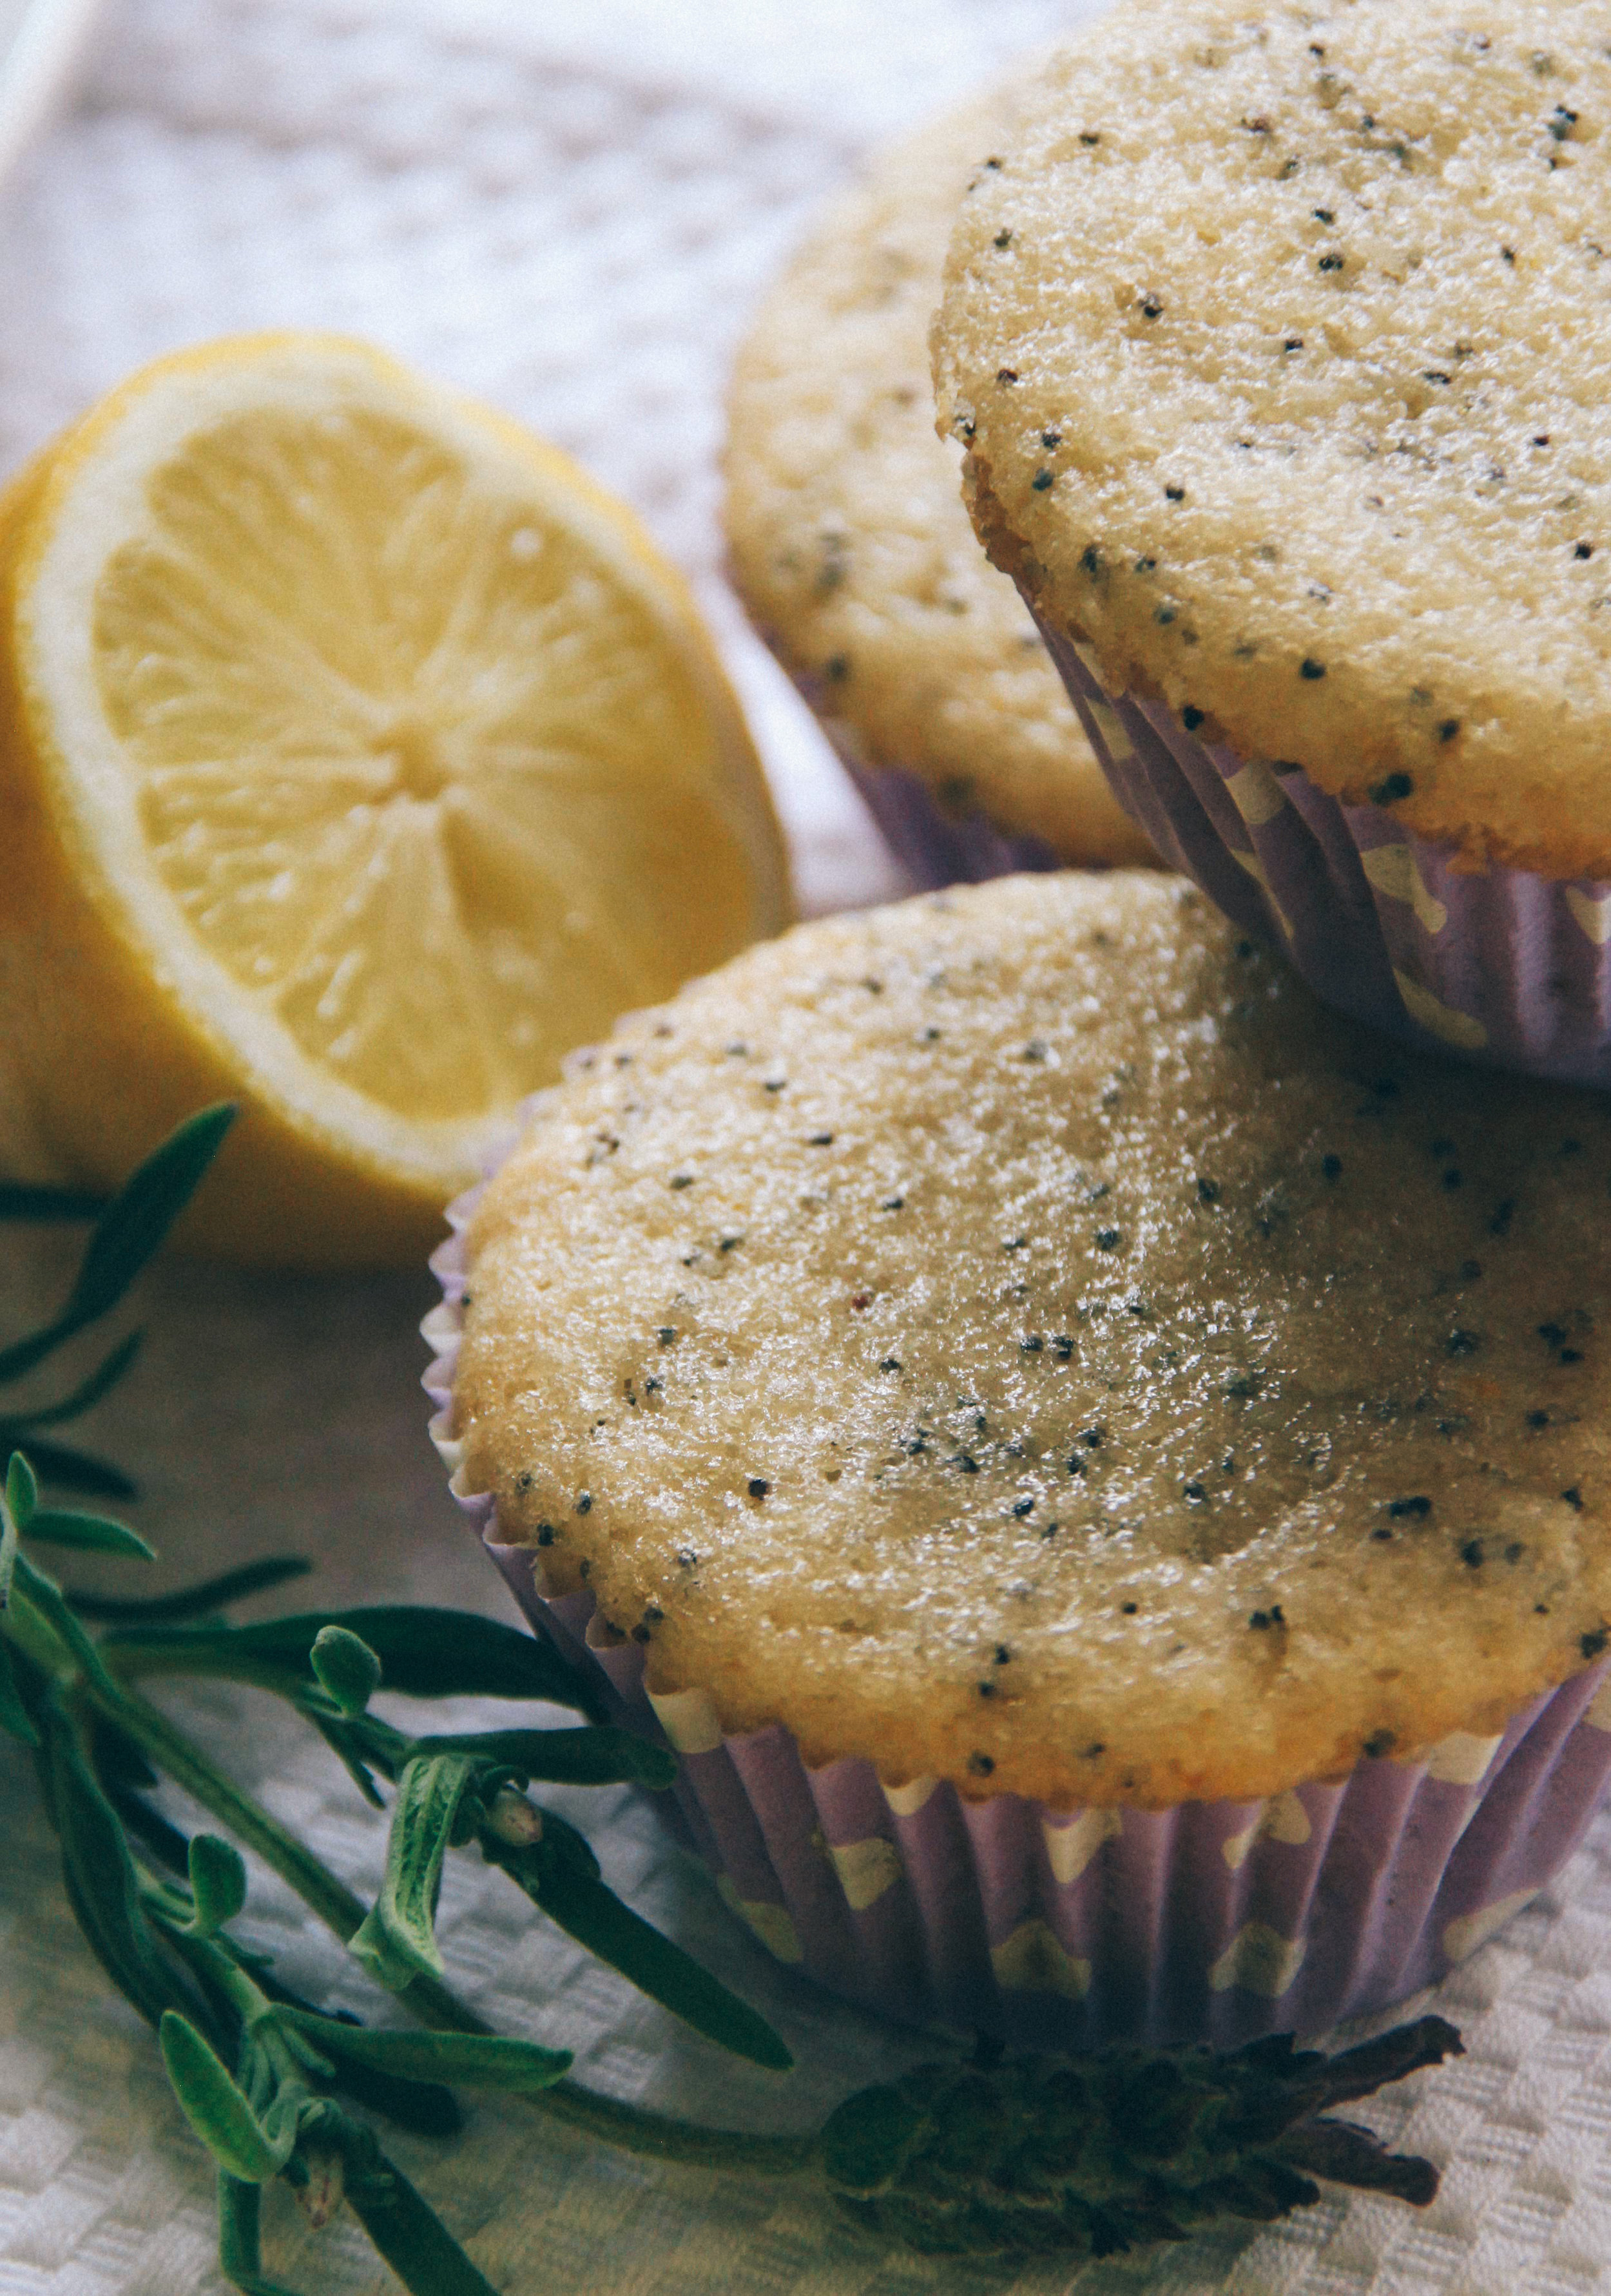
[4,4,1611,2291]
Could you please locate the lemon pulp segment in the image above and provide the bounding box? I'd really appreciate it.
[92,405,760,1121]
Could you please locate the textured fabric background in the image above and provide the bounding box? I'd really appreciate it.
[3,4,1611,2291]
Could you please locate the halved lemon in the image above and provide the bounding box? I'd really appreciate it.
[0,334,791,1265]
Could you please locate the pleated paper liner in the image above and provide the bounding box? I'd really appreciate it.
[425,1165,1611,2051]
[781,651,1065,889]
[835,745,1062,890]
[1035,619,1611,1091]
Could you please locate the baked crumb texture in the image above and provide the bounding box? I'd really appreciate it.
[724,84,1153,867]
[934,0,1611,878]
[454,874,1611,1810]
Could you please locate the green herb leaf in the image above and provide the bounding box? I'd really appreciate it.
[321,2053,461,2141]
[336,2127,501,2296]
[87,1710,159,1789]
[0,1323,79,1388]
[160,2012,297,2183]
[309,1625,382,1718]
[7,1451,37,1529]
[287,1607,599,1708]
[247,1975,461,2138]
[490,1814,793,2072]
[351,1754,479,1994]
[24,1507,155,1559]
[0,1109,235,1392]
[104,1605,602,1712]
[107,1776,193,1876]
[64,1105,237,1328]
[47,1713,195,2027]
[408,1725,678,1790]
[186,1835,249,1937]
[278,2009,571,2094]
[0,1433,135,1500]
[68,1555,312,1624]
[6,1332,145,1430]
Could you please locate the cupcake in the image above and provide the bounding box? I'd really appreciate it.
[933,0,1611,1085]
[725,83,1156,885]
[427,870,1611,2051]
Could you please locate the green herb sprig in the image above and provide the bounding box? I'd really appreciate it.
[0,1113,1460,2293]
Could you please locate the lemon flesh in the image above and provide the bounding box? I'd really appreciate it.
[0,336,791,1264]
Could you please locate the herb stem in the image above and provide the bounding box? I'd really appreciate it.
[527,2080,817,2175]
[3,1584,72,1683]
[84,1676,378,1948]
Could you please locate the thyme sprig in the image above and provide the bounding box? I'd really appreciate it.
[1,1115,1461,2292]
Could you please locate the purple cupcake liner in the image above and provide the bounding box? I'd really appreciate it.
[1035,618,1611,1090]
[776,645,1064,888]
[836,749,1063,890]
[424,1151,1611,2052]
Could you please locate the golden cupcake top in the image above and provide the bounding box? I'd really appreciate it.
[452,873,1611,1810]
[725,84,1153,867]
[933,0,1611,879]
